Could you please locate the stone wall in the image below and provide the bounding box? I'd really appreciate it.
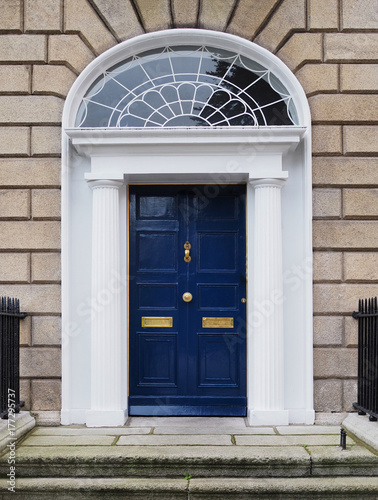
[0,0,377,420]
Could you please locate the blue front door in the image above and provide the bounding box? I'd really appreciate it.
[129,185,247,416]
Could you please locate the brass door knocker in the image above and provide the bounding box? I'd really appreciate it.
[184,241,191,262]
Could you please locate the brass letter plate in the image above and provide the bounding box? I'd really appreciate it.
[141,317,173,328]
[202,317,234,329]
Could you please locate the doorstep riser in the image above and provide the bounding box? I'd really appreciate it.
[189,495,378,500]
[312,465,378,476]
[0,463,310,478]
[3,494,378,500]
[2,477,378,500]
[2,488,378,500]
[2,463,378,478]
[1,493,187,500]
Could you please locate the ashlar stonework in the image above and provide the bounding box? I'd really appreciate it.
[0,0,376,422]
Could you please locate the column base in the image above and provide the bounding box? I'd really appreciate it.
[86,409,128,427]
[247,409,289,426]
[61,409,86,425]
[288,409,315,425]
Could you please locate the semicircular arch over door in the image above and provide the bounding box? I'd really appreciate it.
[61,29,314,427]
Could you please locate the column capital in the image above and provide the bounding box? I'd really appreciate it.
[84,172,125,190]
[85,178,124,190]
[249,178,286,189]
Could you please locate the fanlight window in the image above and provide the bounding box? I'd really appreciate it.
[76,45,298,128]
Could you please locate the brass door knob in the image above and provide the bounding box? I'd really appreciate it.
[182,292,193,303]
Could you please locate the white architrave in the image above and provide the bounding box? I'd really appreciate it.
[65,127,304,426]
[85,178,127,427]
[248,178,288,426]
[61,29,314,427]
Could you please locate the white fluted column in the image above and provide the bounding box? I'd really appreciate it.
[248,178,289,426]
[85,179,127,427]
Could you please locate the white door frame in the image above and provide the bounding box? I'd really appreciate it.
[61,30,314,427]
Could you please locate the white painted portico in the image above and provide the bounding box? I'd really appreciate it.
[61,30,314,427]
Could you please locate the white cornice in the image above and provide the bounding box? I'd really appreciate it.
[65,126,306,157]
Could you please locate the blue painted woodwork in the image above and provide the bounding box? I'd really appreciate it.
[129,185,247,416]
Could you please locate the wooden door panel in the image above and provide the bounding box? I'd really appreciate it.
[137,232,177,272]
[137,334,178,387]
[138,284,178,310]
[197,284,239,310]
[198,335,239,387]
[197,232,238,272]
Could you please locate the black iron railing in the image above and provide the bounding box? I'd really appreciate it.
[352,297,378,421]
[0,297,26,419]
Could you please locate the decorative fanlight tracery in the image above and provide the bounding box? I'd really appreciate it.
[76,45,298,128]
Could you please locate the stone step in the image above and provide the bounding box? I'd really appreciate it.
[1,477,378,499]
[0,412,35,453]
[1,443,378,478]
